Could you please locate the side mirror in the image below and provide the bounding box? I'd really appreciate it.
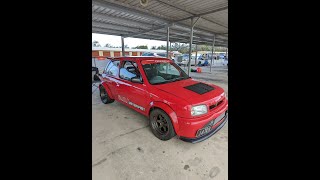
[131,77,143,84]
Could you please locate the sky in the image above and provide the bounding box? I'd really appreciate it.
[92,33,167,49]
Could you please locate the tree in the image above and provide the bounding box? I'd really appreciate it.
[198,45,211,51]
[151,46,156,50]
[92,40,101,47]
[104,43,112,47]
[134,45,148,49]
[156,45,167,50]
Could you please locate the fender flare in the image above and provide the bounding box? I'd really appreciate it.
[148,101,179,134]
[99,82,114,99]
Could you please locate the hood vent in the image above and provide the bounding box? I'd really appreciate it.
[184,82,215,95]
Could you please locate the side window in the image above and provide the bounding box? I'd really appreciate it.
[103,60,111,73]
[119,61,142,81]
[106,60,120,77]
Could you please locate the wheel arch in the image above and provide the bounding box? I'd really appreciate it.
[99,82,114,99]
[148,101,179,134]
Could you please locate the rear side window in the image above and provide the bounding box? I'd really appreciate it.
[105,60,120,77]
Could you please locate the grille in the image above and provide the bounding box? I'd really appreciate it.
[209,100,223,110]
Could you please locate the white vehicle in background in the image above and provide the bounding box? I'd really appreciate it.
[178,54,203,66]
[141,52,167,57]
[142,51,178,61]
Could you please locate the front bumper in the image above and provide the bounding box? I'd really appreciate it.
[179,112,228,143]
[176,103,228,143]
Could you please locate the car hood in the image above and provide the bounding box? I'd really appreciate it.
[153,78,225,105]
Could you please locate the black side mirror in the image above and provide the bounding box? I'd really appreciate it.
[131,77,143,84]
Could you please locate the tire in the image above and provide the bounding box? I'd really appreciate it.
[93,74,100,81]
[99,85,114,104]
[149,109,176,141]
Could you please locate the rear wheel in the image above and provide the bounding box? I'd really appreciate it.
[149,109,176,141]
[99,86,114,104]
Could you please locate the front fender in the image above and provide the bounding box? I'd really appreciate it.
[99,82,114,99]
[148,101,179,134]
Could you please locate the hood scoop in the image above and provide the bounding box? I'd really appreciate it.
[184,82,215,95]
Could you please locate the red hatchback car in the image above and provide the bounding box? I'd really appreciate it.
[98,56,228,143]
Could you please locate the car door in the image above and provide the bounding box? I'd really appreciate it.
[101,59,121,98]
[117,60,149,115]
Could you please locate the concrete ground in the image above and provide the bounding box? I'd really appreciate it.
[92,65,228,180]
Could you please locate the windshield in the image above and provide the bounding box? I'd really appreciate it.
[141,60,189,85]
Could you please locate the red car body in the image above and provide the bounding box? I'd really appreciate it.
[99,56,228,143]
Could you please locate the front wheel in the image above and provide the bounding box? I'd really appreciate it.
[149,109,176,141]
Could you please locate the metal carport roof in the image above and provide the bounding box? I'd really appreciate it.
[92,0,228,47]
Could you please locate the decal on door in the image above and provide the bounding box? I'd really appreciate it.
[118,95,145,111]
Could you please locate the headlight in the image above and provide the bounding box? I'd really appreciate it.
[191,105,208,116]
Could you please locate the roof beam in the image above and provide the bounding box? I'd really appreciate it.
[92,12,155,29]
[170,29,220,41]
[155,0,228,28]
[133,34,184,42]
[92,27,130,36]
[200,17,228,29]
[150,31,226,45]
[123,24,171,38]
[92,22,144,32]
[196,6,228,17]
[151,28,224,42]
[170,24,227,39]
[92,30,122,37]
[122,21,227,40]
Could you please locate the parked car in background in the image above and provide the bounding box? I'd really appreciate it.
[142,52,175,61]
[180,54,190,65]
[142,52,166,57]
[180,54,194,66]
[178,54,204,66]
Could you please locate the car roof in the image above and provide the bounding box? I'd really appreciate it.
[107,56,171,62]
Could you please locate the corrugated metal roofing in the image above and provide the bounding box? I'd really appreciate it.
[92,0,228,47]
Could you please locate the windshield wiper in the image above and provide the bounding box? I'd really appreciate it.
[170,77,188,82]
[151,77,189,85]
[151,80,170,85]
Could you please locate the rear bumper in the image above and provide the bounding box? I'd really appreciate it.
[179,113,228,143]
